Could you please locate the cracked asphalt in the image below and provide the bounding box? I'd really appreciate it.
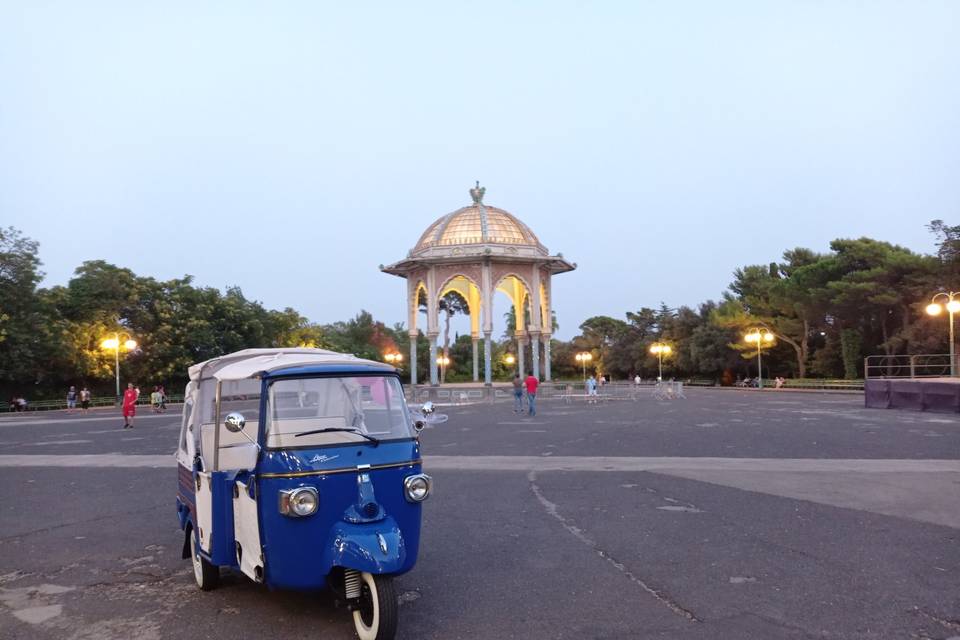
[0,389,958,639]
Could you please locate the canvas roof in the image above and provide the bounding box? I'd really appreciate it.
[188,348,389,382]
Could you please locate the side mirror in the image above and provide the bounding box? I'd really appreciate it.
[224,412,246,433]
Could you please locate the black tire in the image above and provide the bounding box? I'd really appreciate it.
[352,573,398,640]
[189,528,220,591]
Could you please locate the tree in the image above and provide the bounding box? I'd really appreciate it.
[0,227,56,390]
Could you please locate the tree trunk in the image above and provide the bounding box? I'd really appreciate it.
[776,332,806,379]
[799,319,809,379]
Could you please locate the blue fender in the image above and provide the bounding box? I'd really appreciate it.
[322,516,407,575]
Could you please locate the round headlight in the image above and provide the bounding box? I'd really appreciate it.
[280,487,318,517]
[404,474,432,503]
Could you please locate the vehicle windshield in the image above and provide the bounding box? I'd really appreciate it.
[266,375,414,449]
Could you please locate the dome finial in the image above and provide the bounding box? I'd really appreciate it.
[469,181,485,205]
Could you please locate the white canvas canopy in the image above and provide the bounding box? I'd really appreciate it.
[188,348,392,382]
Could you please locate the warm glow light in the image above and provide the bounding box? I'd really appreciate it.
[436,356,450,366]
[947,300,960,314]
[505,354,516,365]
[927,303,944,316]
[745,331,774,345]
[574,352,593,363]
[124,339,138,351]
[101,338,119,350]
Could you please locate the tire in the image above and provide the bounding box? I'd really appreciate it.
[352,573,398,640]
[189,528,220,591]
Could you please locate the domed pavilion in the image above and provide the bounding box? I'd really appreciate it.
[381,183,575,385]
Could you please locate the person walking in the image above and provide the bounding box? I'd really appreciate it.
[122,383,138,429]
[512,374,525,413]
[158,385,167,412]
[80,387,91,412]
[66,386,78,413]
[586,375,598,403]
[524,374,539,417]
[150,387,162,413]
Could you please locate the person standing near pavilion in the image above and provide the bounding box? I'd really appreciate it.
[80,387,91,412]
[122,382,138,429]
[66,386,78,413]
[524,374,539,417]
[512,374,525,414]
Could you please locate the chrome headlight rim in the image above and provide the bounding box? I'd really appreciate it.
[279,486,319,517]
[403,473,432,503]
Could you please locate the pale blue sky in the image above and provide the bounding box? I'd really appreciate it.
[2,2,958,339]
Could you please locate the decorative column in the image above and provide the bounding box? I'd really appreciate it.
[472,336,480,382]
[516,331,526,378]
[530,331,541,380]
[408,330,419,385]
[428,333,439,386]
[484,332,493,385]
[543,333,552,381]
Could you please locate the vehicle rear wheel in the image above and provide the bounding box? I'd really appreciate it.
[352,572,397,640]
[189,529,219,591]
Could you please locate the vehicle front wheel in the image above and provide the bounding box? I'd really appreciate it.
[352,572,397,640]
[189,529,219,591]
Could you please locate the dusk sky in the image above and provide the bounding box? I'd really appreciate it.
[2,2,958,340]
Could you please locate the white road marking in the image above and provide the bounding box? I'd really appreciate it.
[0,454,957,473]
[0,414,180,428]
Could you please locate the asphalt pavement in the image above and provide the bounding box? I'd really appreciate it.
[0,389,958,639]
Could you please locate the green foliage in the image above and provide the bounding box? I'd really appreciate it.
[840,329,862,379]
[3,218,957,396]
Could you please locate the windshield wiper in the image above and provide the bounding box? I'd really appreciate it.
[293,427,379,446]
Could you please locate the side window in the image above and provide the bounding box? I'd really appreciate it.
[179,399,194,454]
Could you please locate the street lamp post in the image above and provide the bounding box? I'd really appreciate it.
[926,292,960,376]
[504,354,516,374]
[436,355,450,382]
[100,332,137,402]
[649,343,672,381]
[574,352,592,381]
[744,328,775,389]
[384,352,404,366]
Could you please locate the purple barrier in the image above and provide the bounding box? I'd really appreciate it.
[865,378,960,414]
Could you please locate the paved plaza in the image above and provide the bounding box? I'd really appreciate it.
[0,389,958,639]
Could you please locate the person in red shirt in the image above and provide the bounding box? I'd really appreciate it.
[524,374,539,417]
[122,382,138,429]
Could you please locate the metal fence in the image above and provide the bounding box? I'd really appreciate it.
[864,354,957,379]
[1,395,184,413]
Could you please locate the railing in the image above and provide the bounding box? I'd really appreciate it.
[1,395,184,413]
[864,354,957,379]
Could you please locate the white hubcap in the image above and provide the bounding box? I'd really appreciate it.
[190,534,203,586]
[352,572,380,640]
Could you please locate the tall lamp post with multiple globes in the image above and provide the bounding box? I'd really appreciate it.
[100,332,137,402]
[384,351,404,367]
[925,292,960,376]
[436,355,451,383]
[744,328,775,389]
[649,343,672,381]
[574,352,592,381]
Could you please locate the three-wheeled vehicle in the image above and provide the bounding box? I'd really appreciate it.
[175,348,443,640]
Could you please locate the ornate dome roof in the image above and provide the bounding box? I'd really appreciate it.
[414,205,542,251]
[413,184,544,254]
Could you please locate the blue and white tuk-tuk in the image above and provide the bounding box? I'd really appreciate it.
[175,348,441,640]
